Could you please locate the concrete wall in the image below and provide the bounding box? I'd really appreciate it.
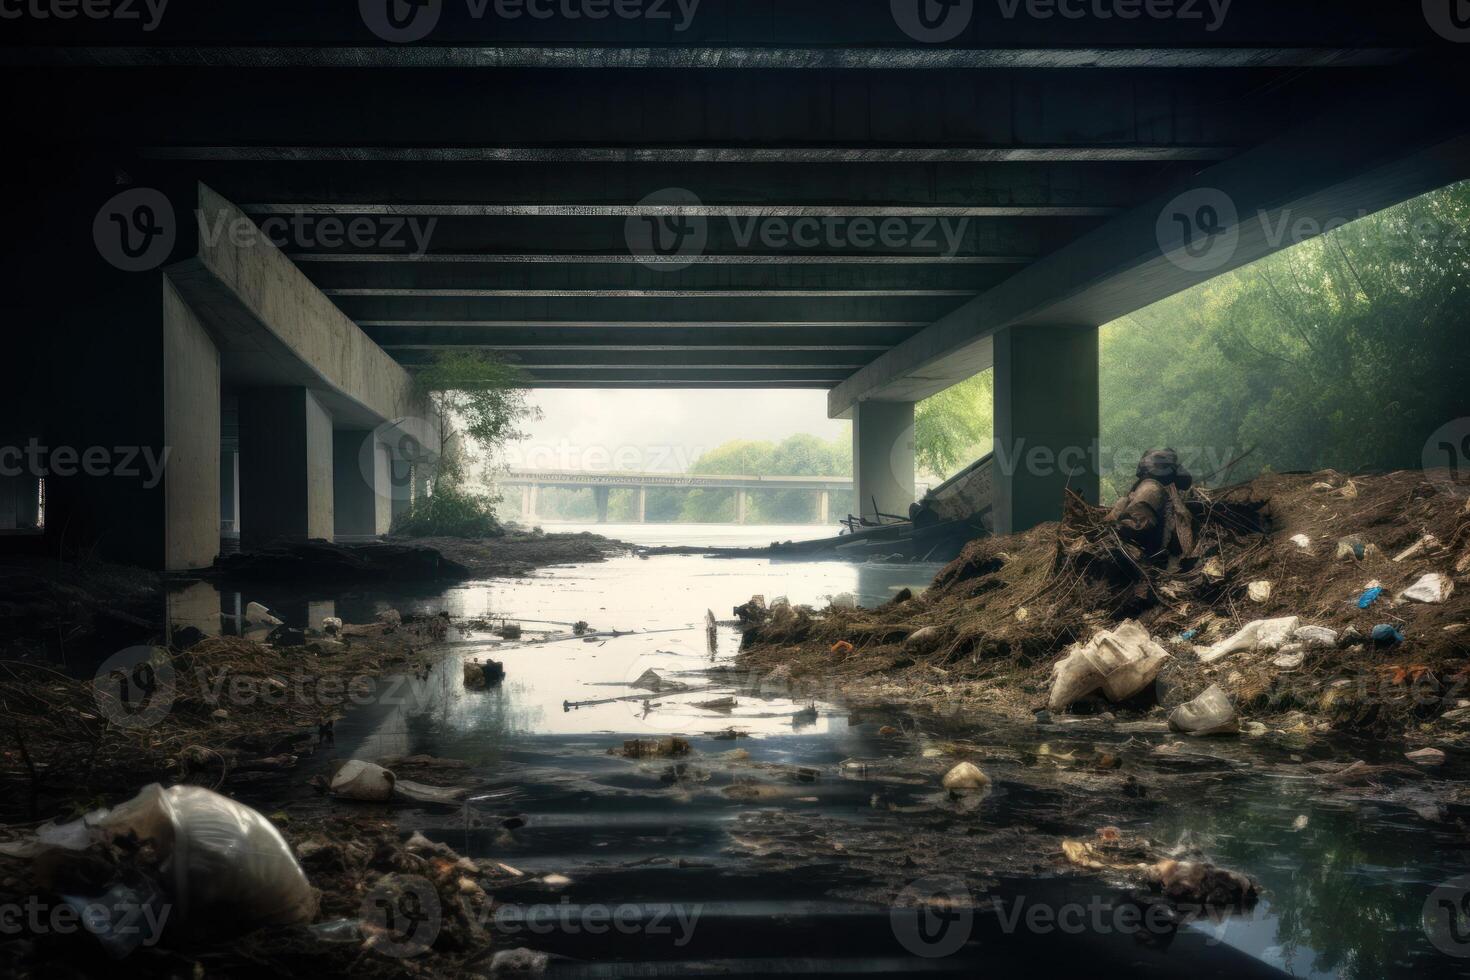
[162,276,221,570]
[333,429,391,538]
[993,324,1099,535]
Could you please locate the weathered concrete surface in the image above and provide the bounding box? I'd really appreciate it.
[333,429,390,539]
[161,276,221,570]
[992,325,1099,536]
[853,401,915,523]
[166,185,421,430]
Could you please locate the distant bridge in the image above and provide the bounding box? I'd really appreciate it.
[498,470,852,524]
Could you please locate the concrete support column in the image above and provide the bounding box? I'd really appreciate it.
[636,486,647,523]
[239,387,334,550]
[734,489,747,524]
[992,324,1099,535]
[526,485,538,522]
[220,450,239,535]
[333,430,390,539]
[594,486,610,523]
[853,401,915,523]
[818,490,830,525]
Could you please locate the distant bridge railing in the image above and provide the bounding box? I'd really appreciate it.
[496,470,852,524]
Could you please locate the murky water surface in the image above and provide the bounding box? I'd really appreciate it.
[176,527,1468,978]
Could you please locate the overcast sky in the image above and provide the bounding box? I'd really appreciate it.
[503,389,851,473]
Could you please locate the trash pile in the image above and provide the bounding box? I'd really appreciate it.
[0,612,444,818]
[735,468,1470,734]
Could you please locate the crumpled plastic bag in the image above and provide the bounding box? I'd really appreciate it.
[1398,573,1454,604]
[1168,685,1240,736]
[1049,620,1171,712]
[1,784,316,944]
[1197,616,1301,664]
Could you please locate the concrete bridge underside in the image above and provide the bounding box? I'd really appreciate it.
[2,3,1468,565]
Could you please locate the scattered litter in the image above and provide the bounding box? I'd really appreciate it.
[1048,620,1170,712]
[1336,537,1377,561]
[619,737,690,758]
[1406,747,1446,767]
[1247,580,1273,602]
[1273,649,1305,670]
[1,784,316,945]
[497,622,523,640]
[490,947,550,977]
[376,609,402,627]
[904,626,940,651]
[1149,858,1258,909]
[1292,814,1309,831]
[941,761,991,792]
[463,660,505,689]
[1399,573,1455,604]
[1290,534,1312,550]
[1357,586,1385,608]
[1168,684,1239,736]
[633,668,686,693]
[831,640,854,656]
[1294,625,1339,648]
[1372,624,1406,647]
[693,696,738,712]
[322,616,343,635]
[1394,534,1441,563]
[245,601,282,628]
[1198,616,1300,664]
[330,760,396,801]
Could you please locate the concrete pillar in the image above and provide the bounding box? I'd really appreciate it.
[520,485,531,519]
[992,324,1099,535]
[818,490,830,525]
[636,486,647,523]
[594,486,610,523]
[239,387,334,550]
[734,489,747,524]
[162,279,221,570]
[333,430,390,539]
[853,401,915,523]
[526,484,538,522]
[220,450,239,535]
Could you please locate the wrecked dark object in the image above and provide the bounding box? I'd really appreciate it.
[268,625,307,648]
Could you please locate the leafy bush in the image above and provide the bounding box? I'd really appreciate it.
[391,488,503,539]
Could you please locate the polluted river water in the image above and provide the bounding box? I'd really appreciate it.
[175,524,1467,978]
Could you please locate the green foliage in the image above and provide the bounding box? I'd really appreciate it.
[915,372,994,478]
[685,434,851,523]
[411,351,539,490]
[390,486,503,539]
[910,181,1470,502]
[1101,178,1470,498]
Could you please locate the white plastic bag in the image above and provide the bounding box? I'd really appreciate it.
[1198,616,1301,663]
[95,784,317,935]
[1049,620,1170,712]
[329,759,396,801]
[1168,685,1239,736]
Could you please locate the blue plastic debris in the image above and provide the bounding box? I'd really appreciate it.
[1371,624,1405,646]
[1357,587,1385,609]
[1178,629,1198,642]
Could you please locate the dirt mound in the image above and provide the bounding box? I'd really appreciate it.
[737,470,1470,733]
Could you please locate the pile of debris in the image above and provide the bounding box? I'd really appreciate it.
[0,612,445,819]
[735,465,1470,734]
